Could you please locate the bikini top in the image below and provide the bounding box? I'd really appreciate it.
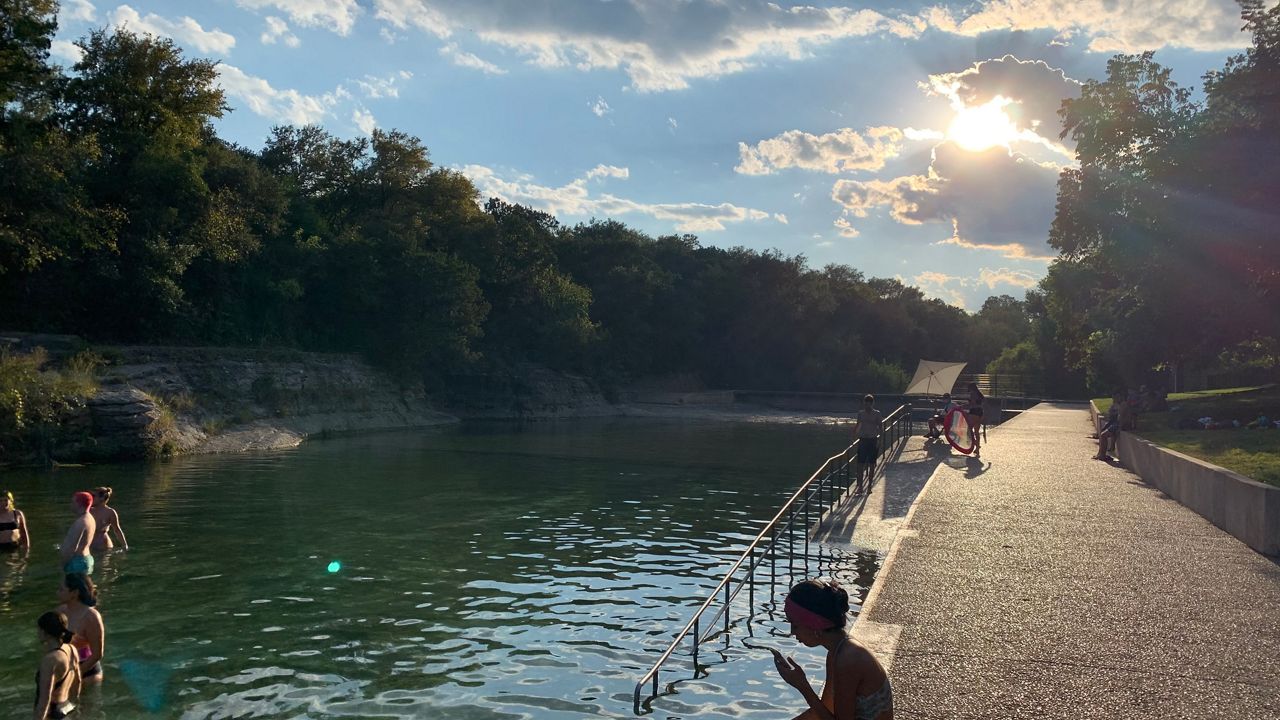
[0,510,19,541]
[0,510,18,531]
[33,645,74,706]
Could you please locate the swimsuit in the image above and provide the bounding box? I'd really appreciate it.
[33,645,77,718]
[64,555,93,575]
[0,510,20,548]
[855,677,894,720]
[74,642,101,678]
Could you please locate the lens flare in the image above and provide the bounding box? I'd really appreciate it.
[946,96,1020,152]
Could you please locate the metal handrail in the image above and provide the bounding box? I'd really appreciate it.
[632,403,913,714]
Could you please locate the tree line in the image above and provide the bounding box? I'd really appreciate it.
[1019,1,1280,393]
[2,1,1042,399]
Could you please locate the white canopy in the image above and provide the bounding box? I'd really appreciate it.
[903,359,967,396]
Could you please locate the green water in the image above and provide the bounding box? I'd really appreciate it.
[0,419,878,719]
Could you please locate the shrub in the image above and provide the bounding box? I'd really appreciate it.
[0,348,100,461]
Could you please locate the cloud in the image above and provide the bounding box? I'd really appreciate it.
[373,0,922,92]
[919,0,1253,54]
[913,270,967,306]
[352,107,376,135]
[668,117,678,133]
[50,39,85,64]
[831,141,1060,259]
[978,267,1040,289]
[355,71,413,99]
[63,0,96,22]
[834,216,860,238]
[439,43,507,74]
[589,96,612,118]
[236,0,361,35]
[774,213,788,224]
[216,64,342,125]
[109,5,236,54]
[261,16,300,47]
[736,126,906,175]
[922,55,1081,138]
[460,163,777,232]
[584,164,628,181]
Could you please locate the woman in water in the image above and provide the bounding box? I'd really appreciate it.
[1,489,31,552]
[33,611,81,719]
[771,579,893,720]
[89,487,128,552]
[966,382,985,458]
[56,574,105,683]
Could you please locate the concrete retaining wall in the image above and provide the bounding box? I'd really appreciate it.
[1116,431,1280,556]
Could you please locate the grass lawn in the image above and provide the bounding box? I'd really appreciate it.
[1094,385,1280,487]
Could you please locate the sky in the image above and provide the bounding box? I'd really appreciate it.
[48,0,1260,310]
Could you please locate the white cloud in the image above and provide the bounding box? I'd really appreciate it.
[831,142,1061,260]
[261,16,300,47]
[50,39,85,64]
[439,43,507,74]
[352,107,376,135]
[63,0,96,22]
[355,71,413,99]
[834,216,860,238]
[379,27,402,43]
[589,96,611,118]
[584,164,629,181]
[919,0,1254,54]
[216,64,337,125]
[923,55,1081,131]
[979,267,1040,289]
[736,126,906,175]
[667,117,678,133]
[913,270,968,306]
[460,163,777,232]
[374,0,922,92]
[774,213,788,224]
[370,0,1256,93]
[236,0,361,35]
[110,5,236,54]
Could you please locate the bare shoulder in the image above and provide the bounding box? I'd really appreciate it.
[836,640,887,685]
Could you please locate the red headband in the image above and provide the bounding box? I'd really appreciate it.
[72,492,94,510]
[784,596,837,631]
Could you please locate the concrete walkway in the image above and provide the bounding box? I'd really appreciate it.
[850,403,1280,719]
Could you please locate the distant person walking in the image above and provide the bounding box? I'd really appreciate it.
[771,578,894,719]
[852,394,884,484]
[966,382,986,458]
[61,493,96,575]
[1,489,30,552]
[89,487,128,553]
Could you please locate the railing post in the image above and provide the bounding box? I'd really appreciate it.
[692,617,699,666]
[724,581,731,635]
[748,547,755,615]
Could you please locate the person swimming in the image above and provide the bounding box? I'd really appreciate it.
[771,578,893,719]
[61,493,96,575]
[34,611,81,719]
[89,487,128,552]
[1,489,31,552]
[56,574,105,683]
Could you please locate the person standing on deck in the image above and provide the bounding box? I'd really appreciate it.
[851,395,884,485]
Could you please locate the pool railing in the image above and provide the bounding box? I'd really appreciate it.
[632,403,913,714]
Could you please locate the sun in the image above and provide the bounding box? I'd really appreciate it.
[946,97,1020,152]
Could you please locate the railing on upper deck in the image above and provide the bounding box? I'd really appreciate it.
[632,403,914,715]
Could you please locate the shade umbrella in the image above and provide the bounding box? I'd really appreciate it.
[903,360,967,397]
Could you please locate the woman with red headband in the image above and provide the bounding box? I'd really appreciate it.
[771,579,893,720]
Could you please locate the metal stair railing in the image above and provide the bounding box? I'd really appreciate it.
[632,403,913,715]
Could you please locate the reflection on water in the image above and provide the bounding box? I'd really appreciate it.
[0,419,878,719]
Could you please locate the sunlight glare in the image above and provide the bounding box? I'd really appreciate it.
[946,97,1020,152]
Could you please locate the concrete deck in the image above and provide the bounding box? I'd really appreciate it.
[848,403,1280,719]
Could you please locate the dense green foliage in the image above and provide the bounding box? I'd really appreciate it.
[0,347,99,459]
[1,4,1038,396]
[1041,1,1280,393]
